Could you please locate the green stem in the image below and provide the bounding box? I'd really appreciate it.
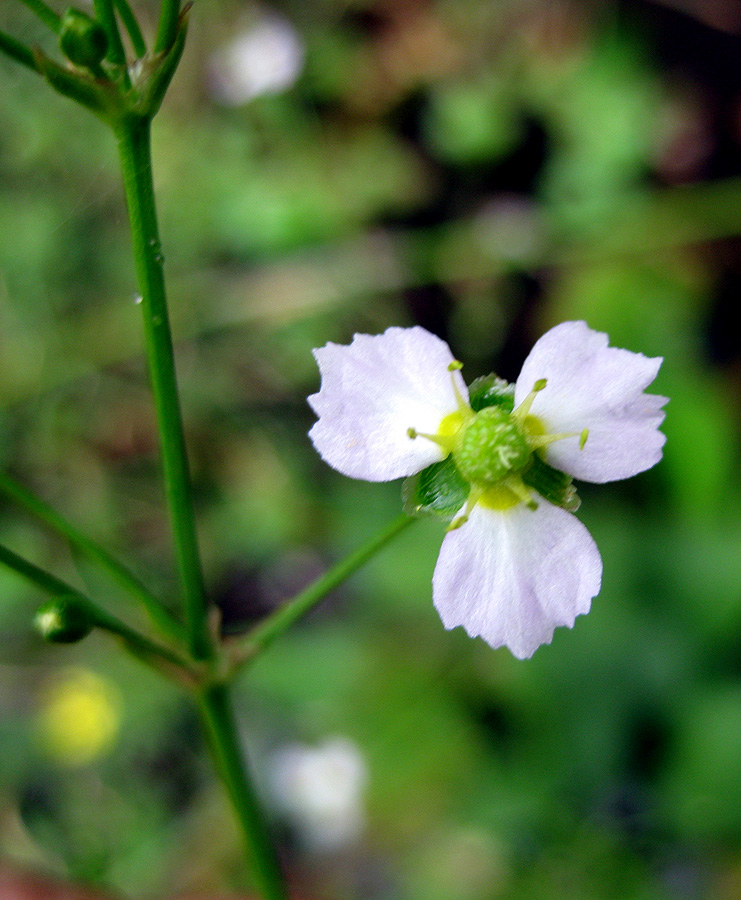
[238,514,414,663]
[155,0,181,54]
[113,0,146,58]
[0,542,192,674]
[18,0,61,32]
[0,470,184,642]
[197,683,288,900]
[0,28,38,70]
[115,114,212,661]
[93,0,129,87]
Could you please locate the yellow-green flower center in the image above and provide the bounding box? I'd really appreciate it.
[453,406,531,486]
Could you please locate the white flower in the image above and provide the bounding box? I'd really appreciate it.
[208,15,305,106]
[269,738,368,850]
[308,323,666,658]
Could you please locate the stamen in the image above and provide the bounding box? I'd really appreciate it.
[528,431,576,449]
[407,427,452,451]
[527,427,589,451]
[447,485,483,531]
[505,476,538,511]
[512,377,547,423]
[447,359,471,415]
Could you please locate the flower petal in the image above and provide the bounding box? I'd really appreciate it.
[309,326,466,481]
[515,321,667,483]
[432,501,602,658]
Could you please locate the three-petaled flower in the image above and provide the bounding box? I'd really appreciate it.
[308,322,666,658]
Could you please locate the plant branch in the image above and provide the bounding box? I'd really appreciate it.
[155,0,181,54]
[0,470,184,642]
[197,683,288,900]
[0,542,193,675]
[235,514,414,666]
[0,28,38,70]
[18,0,61,33]
[114,114,212,661]
[113,0,146,58]
[93,0,129,86]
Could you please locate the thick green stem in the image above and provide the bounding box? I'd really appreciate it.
[197,683,288,900]
[0,543,192,674]
[155,0,181,53]
[238,514,414,663]
[115,114,212,661]
[0,470,184,642]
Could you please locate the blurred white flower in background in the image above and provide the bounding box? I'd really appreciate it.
[268,737,368,850]
[207,13,305,106]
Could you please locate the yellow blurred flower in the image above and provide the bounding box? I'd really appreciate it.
[36,667,121,766]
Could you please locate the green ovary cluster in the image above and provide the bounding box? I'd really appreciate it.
[453,406,532,486]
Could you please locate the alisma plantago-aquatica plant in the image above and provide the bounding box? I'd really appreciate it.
[0,3,667,898]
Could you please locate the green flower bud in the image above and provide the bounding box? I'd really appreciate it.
[454,406,531,485]
[59,8,109,70]
[35,596,93,644]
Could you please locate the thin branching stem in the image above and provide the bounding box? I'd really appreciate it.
[93,0,129,87]
[0,470,185,642]
[155,0,181,53]
[0,543,192,674]
[237,514,414,664]
[113,0,146,58]
[18,0,61,32]
[0,28,38,70]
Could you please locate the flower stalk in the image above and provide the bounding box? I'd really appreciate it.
[236,513,414,665]
[0,28,37,70]
[18,0,61,32]
[155,0,181,53]
[0,470,184,642]
[92,0,127,70]
[0,543,193,676]
[114,0,147,58]
[114,113,212,662]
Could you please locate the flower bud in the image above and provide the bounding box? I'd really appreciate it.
[59,8,109,70]
[454,406,531,485]
[35,596,93,644]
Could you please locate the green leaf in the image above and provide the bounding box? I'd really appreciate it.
[402,457,469,522]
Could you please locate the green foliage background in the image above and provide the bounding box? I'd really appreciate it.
[1,1,740,898]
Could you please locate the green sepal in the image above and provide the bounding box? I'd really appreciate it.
[60,8,108,70]
[468,374,515,413]
[522,453,580,512]
[402,456,470,522]
[35,595,94,644]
